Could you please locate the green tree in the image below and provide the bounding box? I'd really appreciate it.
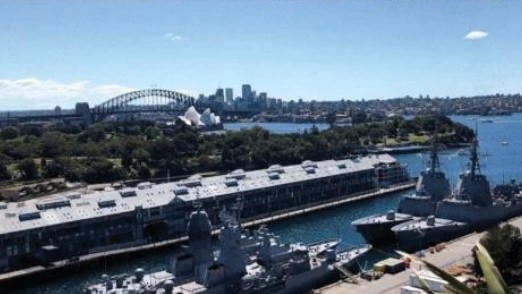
[41,132,66,158]
[326,112,337,128]
[144,126,161,140]
[0,126,19,140]
[44,161,64,178]
[137,162,151,179]
[0,161,11,181]
[18,158,39,180]
[480,224,522,284]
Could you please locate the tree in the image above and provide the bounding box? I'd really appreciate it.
[18,158,39,180]
[480,224,522,284]
[326,112,337,128]
[41,132,66,158]
[0,126,19,140]
[44,161,64,178]
[137,162,151,179]
[0,161,11,181]
[144,126,161,140]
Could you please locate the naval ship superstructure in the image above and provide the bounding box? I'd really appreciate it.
[351,131,451,244]
[85,206,371,294]
[392,136,522,251]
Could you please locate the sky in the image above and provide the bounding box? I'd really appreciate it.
[0,1,521,110]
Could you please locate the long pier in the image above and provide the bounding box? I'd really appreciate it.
[0,182,415,289]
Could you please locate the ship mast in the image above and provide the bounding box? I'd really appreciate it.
[469,123,480,176]
[428,124,441,173]
[469,127,480,177]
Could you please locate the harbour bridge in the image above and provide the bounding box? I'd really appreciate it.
[91,89,196,121]
[0,89,258,125]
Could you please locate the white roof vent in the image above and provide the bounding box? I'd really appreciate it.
[36,198,71,210]
[19,211,41,221]
[267,165,285,174]
[137,182,153,190]
[120,189,138,198]
[268,172,280,180]
[173,186,189,195]
[225,179,239,187]
[181,178,202,187]
[98,199,116,208]
[226,169,246,180]
[65,192,82,200]
[302,160,317,168]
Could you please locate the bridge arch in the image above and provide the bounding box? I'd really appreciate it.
[92,89,196,116]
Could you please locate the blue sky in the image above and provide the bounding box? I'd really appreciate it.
[0,1,521,109]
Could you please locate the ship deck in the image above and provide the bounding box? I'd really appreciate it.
[314,215,522,294]
[352,212,413,225]
[392,217,466,232]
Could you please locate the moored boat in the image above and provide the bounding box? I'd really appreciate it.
[352,129,450,245]
[85,205,371,294]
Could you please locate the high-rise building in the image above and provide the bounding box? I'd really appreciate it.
[242,84,252,100]
[215,88,224,102]
[259,92,267,109]
[225,88,233,103]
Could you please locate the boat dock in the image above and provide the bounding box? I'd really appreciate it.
[0,182,415,288]
[314,215,522,294]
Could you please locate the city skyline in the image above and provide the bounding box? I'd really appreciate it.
[1,1,522,109]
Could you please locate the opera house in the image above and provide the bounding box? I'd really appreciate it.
[177,106,223,131]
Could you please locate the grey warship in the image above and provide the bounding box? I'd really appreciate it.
[352,131,451,245]
[392,135,522,252]
[85,205,371,294]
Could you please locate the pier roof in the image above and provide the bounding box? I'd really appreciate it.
[0,154,397,235]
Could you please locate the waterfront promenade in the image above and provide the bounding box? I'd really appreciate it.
[315,215,522,294]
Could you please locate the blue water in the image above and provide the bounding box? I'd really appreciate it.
[223,122,329,134]
[12,114,522,293]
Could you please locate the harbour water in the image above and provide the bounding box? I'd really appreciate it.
[12,115,522,293]
[224,122,329,134]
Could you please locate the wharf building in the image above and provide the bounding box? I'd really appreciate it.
[0,154,408,273]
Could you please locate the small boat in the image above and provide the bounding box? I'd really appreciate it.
[501,141,509,146]
[480,119,494,123]
[457,149,469,156]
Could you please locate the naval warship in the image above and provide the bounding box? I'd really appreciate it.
[392,136,522,252]
[351,130,451,245]
[85,205,371,294]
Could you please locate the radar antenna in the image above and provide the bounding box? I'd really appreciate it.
[469,123,481,176]
[428,122,441,173]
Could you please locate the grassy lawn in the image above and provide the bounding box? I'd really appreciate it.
[408,133,430,143]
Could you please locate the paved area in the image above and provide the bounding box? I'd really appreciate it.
[316,216,522,294]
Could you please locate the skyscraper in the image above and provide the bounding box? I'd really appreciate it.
[215,88,224,102]
[225,88,233,103]
[242,84,252,101]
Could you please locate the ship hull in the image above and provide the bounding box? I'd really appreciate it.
[354,219,411,245]
[393,223,469,252]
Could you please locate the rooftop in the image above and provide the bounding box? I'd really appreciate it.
[0,154,397,236]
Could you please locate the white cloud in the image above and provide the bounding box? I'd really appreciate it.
[464,30,488,40]
[164,33,182,42]
[0,78,136,110]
